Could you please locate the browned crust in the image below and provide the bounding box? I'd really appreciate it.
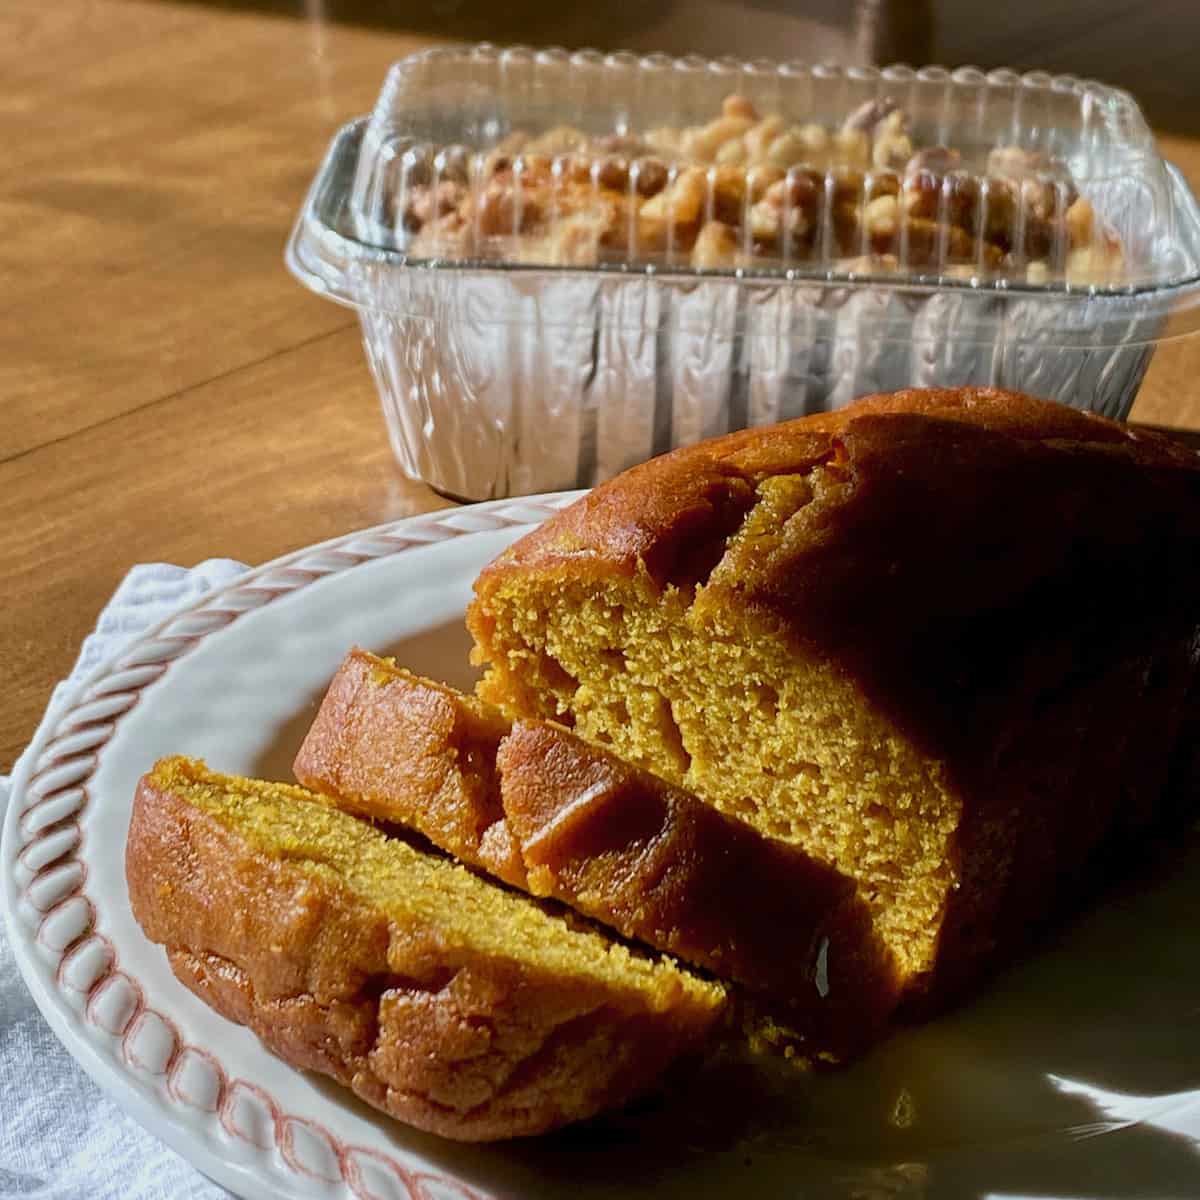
[126,771,723,1141]
[296,651,901,1057]
[467,388,1193,594]
[466,388,1200,1006]
[497,720,901,1055]
[292,651,525,886]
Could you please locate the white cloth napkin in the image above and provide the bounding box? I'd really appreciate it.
[1,561,248,1200]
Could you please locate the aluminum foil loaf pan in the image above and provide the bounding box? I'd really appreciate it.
[288,45,1200,500]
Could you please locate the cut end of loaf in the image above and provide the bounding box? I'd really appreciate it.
[294,650,905,1058]
[470,459,964,985]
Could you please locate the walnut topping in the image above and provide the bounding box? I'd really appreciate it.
[986,145,1060,180]
[1065,197,1095,248]
[864,194,899,240]
[722,94,759,122]
[394,93,1122,282]
[691,220,741,269]
[403,180,467,232]
[871,110,912,170]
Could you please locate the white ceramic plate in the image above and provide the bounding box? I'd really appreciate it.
[4,495,1200,1200]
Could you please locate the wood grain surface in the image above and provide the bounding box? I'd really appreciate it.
[3,0,1200,769]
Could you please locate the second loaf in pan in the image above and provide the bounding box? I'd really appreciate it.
[294,649,901,1059]
[466,387,1200,1011]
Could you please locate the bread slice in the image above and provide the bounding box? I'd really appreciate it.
[294,649,901,1058]
[466,387,1200,1008]
[126,756,727,1141]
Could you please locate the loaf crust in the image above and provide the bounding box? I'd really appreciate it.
[468,388,1200,1006]
[291,652,525,886]
[295,651,901,1057]
[127,759,725,1141]
[497,720,900,1055]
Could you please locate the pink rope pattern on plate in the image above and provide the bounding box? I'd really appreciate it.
[9,499,571,1200]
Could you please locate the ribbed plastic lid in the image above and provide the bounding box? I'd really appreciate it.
[344,46,1200,296]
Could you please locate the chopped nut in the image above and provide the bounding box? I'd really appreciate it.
[513,153,553,179]
[593,156,631,192]
[763,170,820,214]
[403,180,467,231]
[1065,234,1122,284]
[873,137,907,172]
[905,166,977,226]
[748,200,781,243]
[832,199,863,255]
[744,115,786,162]
[1064,196,1095,248]
[433,147,470,185]
[691,220,741,268]
[475,180,526,237]
[408,209,471,258]
[710,165,748,224]
[1017,175,1066,228]
[831,128,870,167]
[829,166,868,204]
[632,157,670,197]
[593,132,654,158]
[901,217,990,269]
[981,178,1019,247]
[665,167,712,225]
[517,207,612,266]
[715,138,748,165]
[986,145,1057,180]
[557,154,596,187]
[748,197,811,249]
[638,167,708,247]
[746,163,786,201]
[868,171,901,198]
[872,110,912,170]
[760,125,829,169]
[682,115,754,163]
[722,94,759,122]
[797,123,830,157]
[766,131,810,169]
[864,193,899,239]
[482,131,528,176]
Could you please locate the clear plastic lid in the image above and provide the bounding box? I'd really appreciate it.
[342,46,1200,297]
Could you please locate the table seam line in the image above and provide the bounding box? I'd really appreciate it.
[0,319,359,468]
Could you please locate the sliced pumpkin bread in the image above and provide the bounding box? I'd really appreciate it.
[127,756,727,1141]
[294,650,900,1057]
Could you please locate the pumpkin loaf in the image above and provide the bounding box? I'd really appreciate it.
[126,757,727,1141]
[467,387,1200,1009]
[294,649,902,1057]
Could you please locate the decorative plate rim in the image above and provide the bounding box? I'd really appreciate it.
[1,491,583,1200]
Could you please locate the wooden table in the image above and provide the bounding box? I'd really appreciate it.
[4,0,1200,770]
